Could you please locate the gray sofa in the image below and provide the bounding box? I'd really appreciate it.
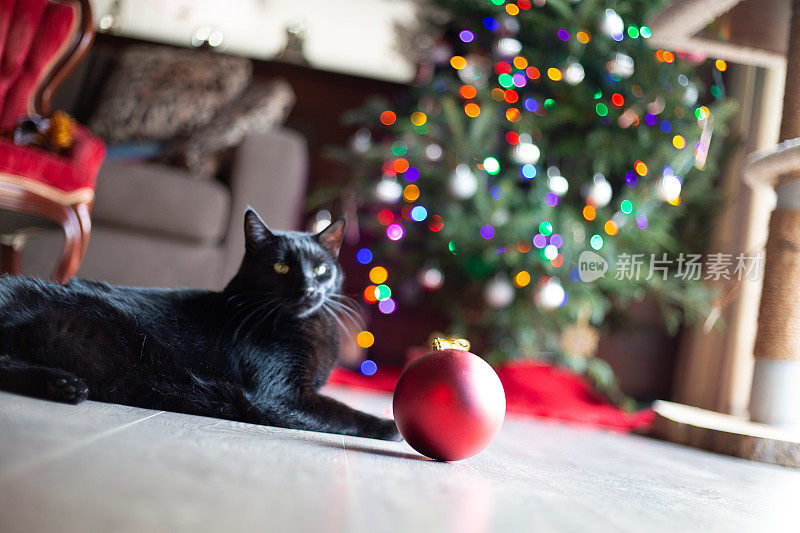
[21,129,308,289]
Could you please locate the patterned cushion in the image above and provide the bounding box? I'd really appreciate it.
[161,79,295,180]
[88,45,251,143]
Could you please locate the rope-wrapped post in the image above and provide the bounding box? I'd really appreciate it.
[749,0,800,430]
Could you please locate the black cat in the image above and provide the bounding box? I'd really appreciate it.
[0,209,400,441]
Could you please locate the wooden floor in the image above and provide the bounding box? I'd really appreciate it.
[1,388,798,533]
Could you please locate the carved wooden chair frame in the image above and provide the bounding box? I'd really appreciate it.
[0,0,95,283]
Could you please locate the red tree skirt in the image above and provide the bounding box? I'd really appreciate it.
[329,361,653,432]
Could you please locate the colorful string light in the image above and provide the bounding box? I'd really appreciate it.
[354,0,722,359]
[356,248,373,264]
[410,205,428,221]
[450,56,467,70]
[369,266,388,284]
[410,112,427,126]
[386,224,404,240]
[521,164,536,179]
[375,284,392,300]
[377,210,394,226]
[547,68,562,81]
[514,271,531,288]
[483,17,499,31]
[506,108,522,122]
[360,359,377,375]
[459,85,477,99]
[363,286,378,303]
[378,298,396,314]
[464,102,481,117]
[393,158,409,173]
[403,184,420,202]
[379,111,396,125]
[459,30,475,43]
[356,331,375,348]
[428,215,444,232]
[483,157,500,174]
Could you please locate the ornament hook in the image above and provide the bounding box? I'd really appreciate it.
[432,337,471,351]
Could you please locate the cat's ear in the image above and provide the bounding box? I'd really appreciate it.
[244,208,275,253]
[316,218,346,257]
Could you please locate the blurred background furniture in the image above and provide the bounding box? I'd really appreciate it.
[20,129,307,289]
[16,37,309,290]
[0,0,105,282]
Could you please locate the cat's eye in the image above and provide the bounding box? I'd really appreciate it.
[314,265,328,276]
[273,263,289,274]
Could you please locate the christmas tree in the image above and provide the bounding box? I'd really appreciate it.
[328,0,736,400]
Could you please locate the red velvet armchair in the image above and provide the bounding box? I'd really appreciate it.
[0,0,105,282]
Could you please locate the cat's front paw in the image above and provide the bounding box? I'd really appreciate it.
[369,418,402,441]
[46,374,89,404]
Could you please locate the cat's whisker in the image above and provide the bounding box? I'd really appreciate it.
[332,293,359,303]
[326,299,365,330]
[331,293,362,311]
[330,300,364,327]
[226,293,265,307]
[244,301,283,341]
[330,308,363,333]
[330,295,365,320]
[322,302,353,337]
[337,300,364,321]
[232,297,280,341]
[322,301,361,337]
[224,300,264,330]
[221,295,276,341]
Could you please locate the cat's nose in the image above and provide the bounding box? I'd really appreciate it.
[305,287,316,296]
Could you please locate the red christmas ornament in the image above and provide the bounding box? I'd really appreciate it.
[393,338,506,461]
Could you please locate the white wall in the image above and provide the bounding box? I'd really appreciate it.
[90,0,417,82]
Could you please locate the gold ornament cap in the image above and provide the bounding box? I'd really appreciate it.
[432,337,471,351]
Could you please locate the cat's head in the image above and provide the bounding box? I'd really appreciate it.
[234,208,345,319]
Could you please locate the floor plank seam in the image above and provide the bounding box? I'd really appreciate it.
[0,410,166,484]
[341,435,351,469]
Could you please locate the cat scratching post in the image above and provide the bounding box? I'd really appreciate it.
[748,177,800,430]
[748,0,800,431]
